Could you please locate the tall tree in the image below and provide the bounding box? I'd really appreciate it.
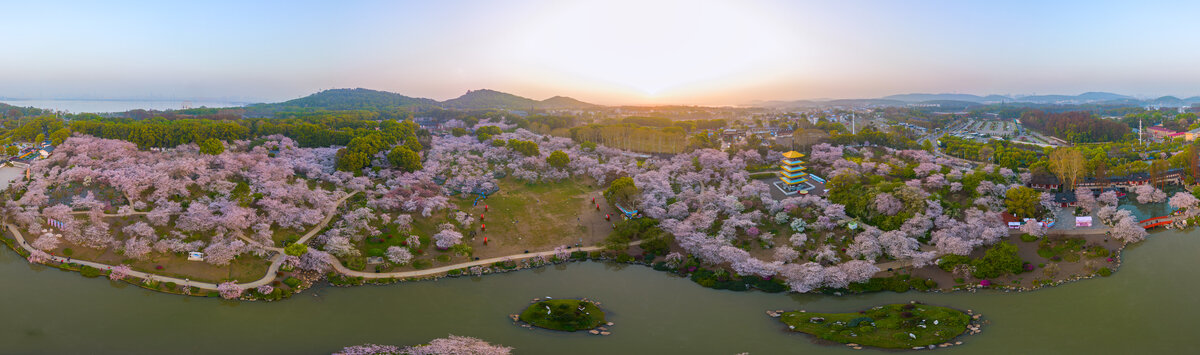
[1048,148,1084,190]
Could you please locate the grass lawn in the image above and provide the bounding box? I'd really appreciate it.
[519,299,605,332]
[779,303,970,349]
[1037,237,1086,262]
[453,178,592,248]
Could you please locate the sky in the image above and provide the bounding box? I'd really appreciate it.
[2,0,1200,106]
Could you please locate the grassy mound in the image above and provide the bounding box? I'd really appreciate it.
[519,299,605,332]
[779,303,970,349]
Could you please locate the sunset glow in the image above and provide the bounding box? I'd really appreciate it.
[4,1,1200,105]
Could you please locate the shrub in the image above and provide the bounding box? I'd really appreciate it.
[79,265,102,278]
[284,243,308,256]
[436,254,451,262]
[164,282,177,290]
[62,248,74,256]
[344,256,367,271]
[1097,267,1113,277]
[367,248,385,257]
[1020,234,1038,242]
[937,254,971,272]
[847,317,874,327]
[283,277,301,288]
[971,242,1023,279]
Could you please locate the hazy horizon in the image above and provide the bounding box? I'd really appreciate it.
[6,0,1200,106]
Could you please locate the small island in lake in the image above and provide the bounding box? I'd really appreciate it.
[778,303,970,349]
[519,299,606,332]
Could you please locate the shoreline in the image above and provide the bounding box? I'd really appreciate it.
[0,210,1148,300]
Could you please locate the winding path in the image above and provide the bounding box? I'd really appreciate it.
[329,240,644,279]
[4,191,359,291]
[5,190,640,292]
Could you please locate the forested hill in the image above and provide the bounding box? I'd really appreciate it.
[539,95,600,109]
[247,88,438,113]
[442,89,540,109]
[441,89,597,110]
[245,88,598,114]
[0,102,48,118]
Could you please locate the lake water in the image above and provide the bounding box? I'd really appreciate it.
[2,226,1200,354]
[0,99,248,113]
[0,167,24,190]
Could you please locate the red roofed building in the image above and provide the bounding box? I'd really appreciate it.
[1147,126,1178,141]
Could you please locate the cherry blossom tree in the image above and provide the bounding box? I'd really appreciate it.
[27,249,51,264]
[1097,190,1119,207]
[1075,188,1097,213]
[433,229,464,249]
[401,335,513,355]
[386,246,413,264]
[1169,192,1200,216]
[553,245,570,261]
[1135,184,1167,204]
[1111,215,1148,244]
[299,249,336,273]
[847,231,882,260]
[123,237,153,260]
[256,284,274,295]
[809,144,844,165]
[122,222,156,239]
[31,232,61,251]
[780,262,824,293]
[838,260,879,285]
[217,281,243,300]
[873,193,902,216]
[109,264,132,281]
[1019,220,1045,237]
[774,247,800,262]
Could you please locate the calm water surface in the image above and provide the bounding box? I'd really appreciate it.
[2,226,1200,354]
[1,99,247,113]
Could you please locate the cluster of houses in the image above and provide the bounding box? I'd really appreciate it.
[5,142,54,165]
[1026,168,1186,207]
[1143,125,1200,142]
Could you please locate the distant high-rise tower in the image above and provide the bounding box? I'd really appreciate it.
[1139,118,1143,145]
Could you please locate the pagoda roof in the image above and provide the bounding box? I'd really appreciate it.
[780,176,808,185]
[781,170,808,178]
[782,151,805,159]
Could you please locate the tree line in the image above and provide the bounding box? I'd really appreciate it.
[1020,110,1129,143]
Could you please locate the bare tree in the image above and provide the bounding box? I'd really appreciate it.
[1049,148,1084,190]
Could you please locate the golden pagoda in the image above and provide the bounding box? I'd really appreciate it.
[779,151,808,186]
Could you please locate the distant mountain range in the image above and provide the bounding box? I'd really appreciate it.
[248,88,599,112]
[755,91,1200,109]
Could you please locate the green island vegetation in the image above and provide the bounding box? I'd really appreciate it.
[778,303,971,349]
[519,299,606,332]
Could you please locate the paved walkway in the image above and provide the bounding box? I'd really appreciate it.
[5,223,280,291]
[6,190,641,292]
[329,240,644,279]
[4,191,358,291]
